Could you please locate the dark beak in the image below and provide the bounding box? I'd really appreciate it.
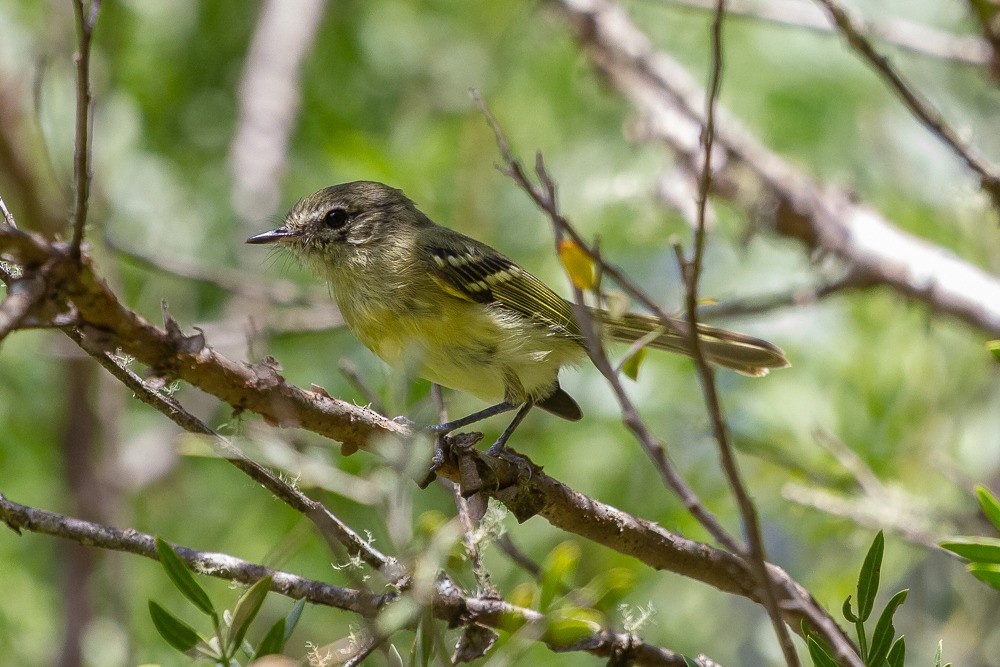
[246,227,295,244]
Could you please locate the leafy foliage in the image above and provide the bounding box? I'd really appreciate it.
[149,538,302,665]
[941,485,1000,592]
[807,531,913,667]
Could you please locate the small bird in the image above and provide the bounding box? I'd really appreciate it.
[247,181,788,453]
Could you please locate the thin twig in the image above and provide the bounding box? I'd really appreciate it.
[0,196,17,229]
[555,0,1000,339]
[472,90,742,554]
[0,493,705,666]
[109,237,319,306]
[65,326,404,581]
[812,0,1000,211]
[0,217,855,652]
[0,493,386,614]
[431,384,496,595]
[69,0,100,260]
[699,273,864,319]
[655,0,993,66]
[340,359,388,416]
[684,3,799,664]
[496,534,542,578]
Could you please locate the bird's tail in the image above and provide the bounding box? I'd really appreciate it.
[591,309,789,377]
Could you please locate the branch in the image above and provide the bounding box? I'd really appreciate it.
[658,0,994,67]
[69,0,100,259]
[470,96,856,662]
[699,272,866,319]
[472,91,742,555]
[811,0,1000,211]
[64,325,402,581]
[0,222,855,658]
[553,0,1000,336]
[0,494,710,666]
[108,237,325,306]
[684,3,798,664]
[0,493,381,613]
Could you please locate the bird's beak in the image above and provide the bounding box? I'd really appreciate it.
[246,226,295,244]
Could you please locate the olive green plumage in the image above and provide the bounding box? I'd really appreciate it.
[247,181,788,421]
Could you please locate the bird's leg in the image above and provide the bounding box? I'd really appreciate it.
[486,400,534,456]
[417,400,518,488]
[428,401,518,434]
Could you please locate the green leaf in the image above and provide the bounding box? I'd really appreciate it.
[988,340,1000,362]
[934,640,944,667]
[251,617,287,660]
[681,657,701,667]
[224,575,272,653]
[409,613,430,667]
[282,598,305,643]
[842,595,858,623]
[155,537,215,617]
[545,610,602,649]
[621,347,646,381]
[539,541,580,611]
[148,600,212,657]
[886,635,905,667]
[856,531,884,622]
[807,636,839,667]
[939,537,1000,563]
[975,485,1000,533]
[867,589,908,667]
[968,562,1000,591]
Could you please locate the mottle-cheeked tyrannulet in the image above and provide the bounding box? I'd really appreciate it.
[247,181,788,451]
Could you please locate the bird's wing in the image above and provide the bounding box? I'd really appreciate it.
[424,237,582,342]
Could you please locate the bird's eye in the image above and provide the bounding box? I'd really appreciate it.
[323,208,350,229]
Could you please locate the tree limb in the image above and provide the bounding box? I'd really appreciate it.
[0,494,709,666]
[553,0,1000,336]
[811,0,1000,210]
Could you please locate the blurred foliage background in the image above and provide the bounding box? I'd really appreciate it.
[1,0,999,665]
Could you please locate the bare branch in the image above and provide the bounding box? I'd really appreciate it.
[108,237,322,306]
[699,272,866,319]
[811,0,1000,211]
[65,326,402,581]
[472,90,741,554]
[0,221,855,657]
[683,3,798,663]
[0,195,17,228]
[0,494,710,666]
[657,0,994,67]
[69,0,100,260]
[554,0,1000,336]
[0,493,383,614]
[432,384,496,596]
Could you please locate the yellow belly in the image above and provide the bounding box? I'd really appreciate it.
[340,295,584,404]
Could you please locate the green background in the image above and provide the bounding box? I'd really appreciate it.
[1,0,998,664]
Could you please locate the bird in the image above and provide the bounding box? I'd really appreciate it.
[247,181,788,454]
